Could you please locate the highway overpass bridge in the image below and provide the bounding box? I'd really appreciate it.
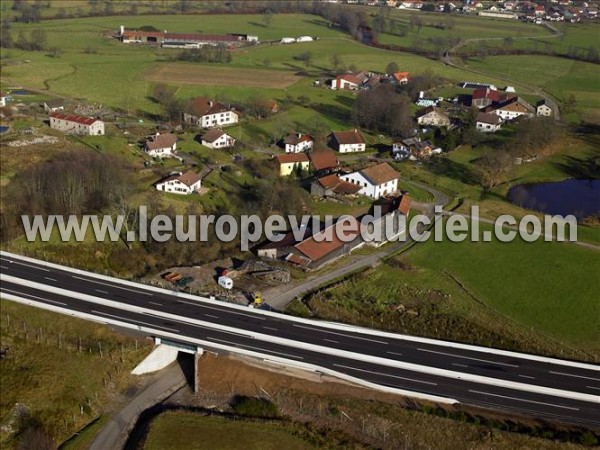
[0,251,598,429]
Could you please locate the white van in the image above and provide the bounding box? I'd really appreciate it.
[218,276,233,289]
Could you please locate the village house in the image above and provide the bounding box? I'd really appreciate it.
[309,149,339,175]
[330,72,369,90]
[310,174,361,198]
[536,98,555,117]
[329,129,366,153]
[49,112,105,135]
[490,97,535,121]
[144,132,178,158]
[43,99,64,113]
[201,128,235,149]
[391,71,410,85]
[408,140,434,160]
[476,112,503,133]
[155,170,203,195]
[340,162,399,199]
[416,106,451,128]
[283,133,313,153]
[276,153,310,177]
[183,97,238,128]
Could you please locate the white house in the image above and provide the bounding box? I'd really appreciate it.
[491,97,535,121]
[330,129,366,153]
[416,106,451,127]
[536,98,555,117]
[144,132,177,158]
[284,133,313,153]
[49,112,105,135]
[340,162,399,199]
[201,128,235,149]
[476,112,502,132]
[183,97,239,128]
[330,74,360,90]
[155,170,203,195]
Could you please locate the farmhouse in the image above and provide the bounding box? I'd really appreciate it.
[119,26,251,47]
[329,129,366,153]
[144,132,178,157]
[183,97,238,128]
[49,112,105,135]
[310,174,361,198]
[476,112,502,133]
[310,149,339,175]
[471,87,513,109]
[536,98,555,117]
[330,73,363,90]
[416,106,451,128]
[490,97,535,120]
[201,128,235,149]
[276,153,310,177]
[43,99,64,113]
[283,133,313,153]
[155,170,203,195]
[340,163,399,199]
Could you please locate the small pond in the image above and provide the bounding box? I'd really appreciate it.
[507,179,600,219]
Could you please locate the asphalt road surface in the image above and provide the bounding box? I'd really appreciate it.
[1,252,598,429]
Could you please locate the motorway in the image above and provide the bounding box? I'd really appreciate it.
[0,252,599,429]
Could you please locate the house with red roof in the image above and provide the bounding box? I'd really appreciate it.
[201,128,235,149]
[49,112,104,135]
[392,71,410,85]
[276,153,310,176]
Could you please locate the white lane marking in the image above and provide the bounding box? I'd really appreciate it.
[91,310,179,333]
[418,347,519,368]
[386,351,403,357]
[468,390,580,411]
[149,301,163,307]
[204,314,219,319]
[140,312,247,338]
[324,338,339,344]
[549,371,600,382]
[262,326,278,331]
[44,277,57,282]
[586,386,600,391]
[10,260,50,272]
[1,287,66,306]
[207,337,303,360]
[452,363,468,368]
[333,363,438,386]
[468,401,595,425]
[177,300,265,321]
[72,276,153,296]
[518,374,535,380]
[292,323,388,344]
[95,289,108,294]
[0,266,9,270]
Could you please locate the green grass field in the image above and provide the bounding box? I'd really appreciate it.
[144,413,317,450]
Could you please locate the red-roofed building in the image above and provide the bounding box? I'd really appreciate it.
[49,112,104,135]
[276,153,310,176]
[392,71,410,85]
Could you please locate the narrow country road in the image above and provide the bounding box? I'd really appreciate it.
[89,362,187,450]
